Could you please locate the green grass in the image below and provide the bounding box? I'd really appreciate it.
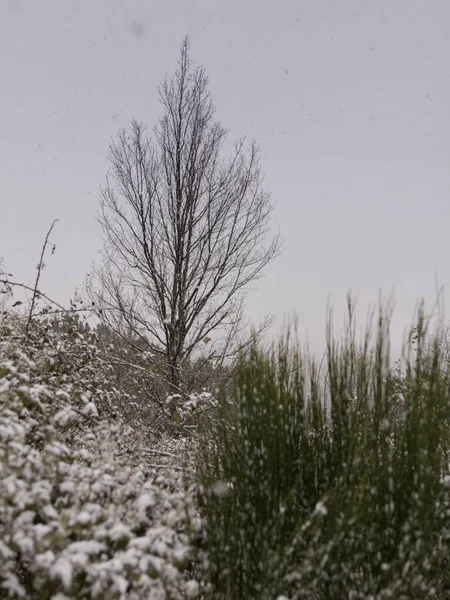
[194,301,450,599]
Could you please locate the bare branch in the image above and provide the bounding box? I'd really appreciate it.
[0,280,65,311]
[26,219,59,337]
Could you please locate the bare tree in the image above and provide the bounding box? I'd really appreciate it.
[87,37,281,396]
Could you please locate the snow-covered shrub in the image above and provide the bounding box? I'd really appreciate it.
[0,312,198,599]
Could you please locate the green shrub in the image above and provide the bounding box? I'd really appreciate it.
[195,303,450,599]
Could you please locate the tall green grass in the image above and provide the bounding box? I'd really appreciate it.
[194,302,450,599]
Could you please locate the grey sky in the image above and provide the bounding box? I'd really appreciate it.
[1,0,449,356]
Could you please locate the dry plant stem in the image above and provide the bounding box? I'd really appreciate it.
[0,280,65,311]
[144,449,187,460]
[25,219,58,337]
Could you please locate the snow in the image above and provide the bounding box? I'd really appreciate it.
[50,558,73,590]
[81,402,98,416]
[60,480,75,494]
[66,541,107,555]
[109,523,132,541]
[75,511,91,525]
[314,501,328,517]
[138,491,156,511]
[185,579,200,597]
[211,480,229,498]
[441,475,450,488]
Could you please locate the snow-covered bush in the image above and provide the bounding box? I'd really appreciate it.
[0,313,198,599]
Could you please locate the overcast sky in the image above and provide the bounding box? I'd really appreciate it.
[1,0,449,356]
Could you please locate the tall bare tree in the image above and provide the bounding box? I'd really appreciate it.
[88,37,281,395]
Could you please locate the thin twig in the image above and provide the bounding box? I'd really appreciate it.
[26,219,59,337]
[144,463,187,471]
[143,449,194,462]
[0,280,65,311]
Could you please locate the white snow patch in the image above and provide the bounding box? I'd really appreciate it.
[67,540,106,555]
[441,474,450,488]
[185,579,199,597]
[314,501,328,516]
[50,558,73,590]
